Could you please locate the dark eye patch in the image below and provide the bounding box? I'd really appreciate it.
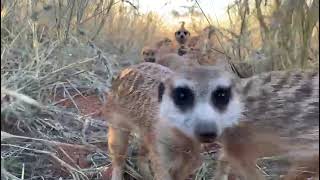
[211,86,232,111]
[171,86,194,111]
[158,82,165,102]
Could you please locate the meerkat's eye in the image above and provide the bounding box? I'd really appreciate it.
[211,86,231,111]
[172,86,194,111]
[183,31,188,35]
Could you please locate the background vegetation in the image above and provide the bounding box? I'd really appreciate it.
[1,0,319,179]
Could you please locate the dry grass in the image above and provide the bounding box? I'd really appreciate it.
[1,0,318,180]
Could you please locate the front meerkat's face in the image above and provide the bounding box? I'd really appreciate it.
[158,66,243,143]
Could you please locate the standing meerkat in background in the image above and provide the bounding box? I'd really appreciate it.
[103,62,244,180]
[175,22,190,56]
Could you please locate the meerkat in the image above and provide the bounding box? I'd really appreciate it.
[156,38,176,56]
[175,22,190,56]
[141,42,200,71]
[141,38,175,63]
[141,46,158,63]
[214,69,319,180]
[155,37,174,49]
[104,61,319,179]
[183,25,227,66]
[175,22,190,45]
[103,62,244,180]
[187,25,215,52]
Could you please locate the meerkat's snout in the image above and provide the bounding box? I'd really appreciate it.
[158,66,243,143]
[194,121,218,143]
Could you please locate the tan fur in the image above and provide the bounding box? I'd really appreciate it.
[103,62,319,180]
[284,153,319,180]
[103,62,242,180]
[187,25,215,52]
[155,53,199,71]
[141,46,158,63]
[155,38,174,49]
[215,70,319,180]
[103,63,201,180]
[155,37,176,55]
[182,25,227,66]
[141,38,175,63]
[187,36,201,49]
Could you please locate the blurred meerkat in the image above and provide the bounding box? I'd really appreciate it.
[141,38,175,63]
[185,25,222,66]
[156,37,176,55]
[155,38,174,49]
[141,46,158,63]
[215,69,319,180]
[187,25,216,52]
[175,22,191,56]
[103,62,243,180]
[156,53,199,71]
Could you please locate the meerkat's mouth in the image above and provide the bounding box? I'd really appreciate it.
[197,135,217,143]
[145,58,156,63]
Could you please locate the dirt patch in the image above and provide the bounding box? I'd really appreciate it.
[53,93,105,119]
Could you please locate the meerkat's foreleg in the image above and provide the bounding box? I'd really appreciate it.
[108,127,130,180]
[136,136,153,180]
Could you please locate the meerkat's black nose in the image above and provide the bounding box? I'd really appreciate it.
[180,35,184,38]
[195,122,218,143]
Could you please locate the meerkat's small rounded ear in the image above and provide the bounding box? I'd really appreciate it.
[158,82,165,102]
